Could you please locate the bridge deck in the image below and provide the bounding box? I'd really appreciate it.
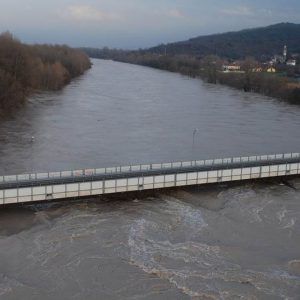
[1,156,300,190]
[0,153,299,205]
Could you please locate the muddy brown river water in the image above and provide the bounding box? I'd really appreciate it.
[0,59,299,299]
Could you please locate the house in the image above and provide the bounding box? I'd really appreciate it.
[267,67,276,73]
[286,59,297,67]
[252,67,263,72]
[272,54,285,64]
[222,64,241,72]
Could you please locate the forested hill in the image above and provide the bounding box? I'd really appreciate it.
[146,23,300,60]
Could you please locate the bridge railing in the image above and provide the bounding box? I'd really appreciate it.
[0,152,299,184]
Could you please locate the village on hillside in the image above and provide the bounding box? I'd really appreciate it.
[222,45,299,78]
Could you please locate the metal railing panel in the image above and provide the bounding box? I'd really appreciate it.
[36,173,49,180]
[4,175,17,182]
[182,161,192,167]
[48,172,60,178]
[223,158,231,163]
[95,168,106,174]
[105,167,116,173]
[131,165,141,171]
[84,169,95,176]
[214,159,223,164]
[172,162,181,168]
[61,171,72,177]
[18,174,30,181]
[162,163,172,169]
[249,156,257,161]
[241,157,249,162]
[152,164,162,169]
[140,165,151,171]
[120,166,130,172]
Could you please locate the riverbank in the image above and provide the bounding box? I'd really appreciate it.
[119,55,300,105]
[82,48,300,105]
[0,32,91,115]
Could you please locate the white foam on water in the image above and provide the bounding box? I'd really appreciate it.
[127,197,300,299]
[216,186,299,228]
[128,230,220,297]
[276,207,299,231]
[128,217,240,298]
[282,218,295,229]
[127,197,234,298]
[161,196,208,233]
[217,187,263,221]
[1,184,299,299]
[277,208,288,223]
[0,273,29,297]
[26,209,111,267]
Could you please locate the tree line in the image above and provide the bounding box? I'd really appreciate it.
[0,32,91,114]
[82,47,300,105]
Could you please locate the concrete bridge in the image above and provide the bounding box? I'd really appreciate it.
[0,152,300,205]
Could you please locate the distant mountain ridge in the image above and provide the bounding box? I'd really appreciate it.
[146,23,300,60]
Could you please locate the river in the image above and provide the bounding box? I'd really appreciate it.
[0,59,299,299]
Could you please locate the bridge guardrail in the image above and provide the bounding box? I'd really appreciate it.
[0,152,299,184]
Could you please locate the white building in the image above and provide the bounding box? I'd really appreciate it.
[222,64,241,72]
[286,59,297,67]
[283,45,288,61]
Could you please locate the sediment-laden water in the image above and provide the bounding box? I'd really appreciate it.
[0,59,299,299]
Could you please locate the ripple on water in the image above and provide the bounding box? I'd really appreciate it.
[0,183,300,299]
[288,260,300,277]
[0,274,29,297]
[127,195,300,299]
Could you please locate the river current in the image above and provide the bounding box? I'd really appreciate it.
[0,59,299,299]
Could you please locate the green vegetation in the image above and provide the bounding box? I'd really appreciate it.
[0,32,91,114]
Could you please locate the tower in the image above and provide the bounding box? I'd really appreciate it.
[283,45,287,61]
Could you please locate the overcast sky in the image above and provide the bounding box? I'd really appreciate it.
[0,0,299,49]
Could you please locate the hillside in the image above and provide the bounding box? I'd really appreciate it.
[146,23,300,60]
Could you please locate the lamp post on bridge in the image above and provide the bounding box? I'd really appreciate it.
[192,128,199,159]
[193,128,198,146]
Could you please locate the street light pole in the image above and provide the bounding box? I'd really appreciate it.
[193,128,198,147]
[192,128,199,160]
